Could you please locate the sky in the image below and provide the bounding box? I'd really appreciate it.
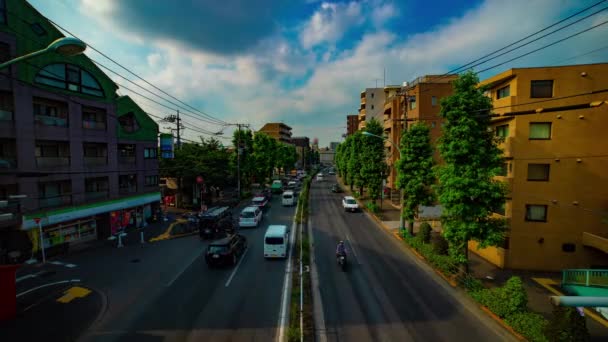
[28,0,608,147]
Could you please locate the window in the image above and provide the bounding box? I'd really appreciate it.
[38,181,72,208]
[527,164,550,181]
[0,0,6,24]
[371,104,374,110]
[35,141,69,157]
[145,175,159,186]
[35,63,104,97]
[531,80,553,98]
[118,113,140,133]
[409,96,416,110]
[82,106,106,130]
[83,143,107,157]
[371,93,374,99]
[85,177,109,192]
[30,23,47,36]
[33,97,68,127]
[496,124,509,138]
[118,144,136,157]
[525,205,547,222]
[431,122,436,128]
[144,148,158,159]
[529,122,552,139]
[496,85,510,99]
[0,91,13,121]
[119,174,137,193]
[562,243,576,253]
[431,96,437,106]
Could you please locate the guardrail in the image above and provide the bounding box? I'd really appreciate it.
[562,269,608,288]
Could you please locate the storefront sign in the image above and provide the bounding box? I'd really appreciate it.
[22,192,161,230]
[160,133,174,159]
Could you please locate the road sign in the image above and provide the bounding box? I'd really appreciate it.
[197,176,204,184]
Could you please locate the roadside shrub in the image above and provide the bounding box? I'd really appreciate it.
[366,201,380,214]
[506,311,549,342]
[419,222,432,244]
[431,234,449,255]
[460,273,485,293]
[544,306,590,342]
[474,276,528,318]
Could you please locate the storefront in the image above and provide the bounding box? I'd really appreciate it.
[109,204,153,235]
[42,217,98,248]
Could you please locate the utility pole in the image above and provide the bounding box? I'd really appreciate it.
[237,123,242,199]
[176,110,181,149]
[163,111,184,207]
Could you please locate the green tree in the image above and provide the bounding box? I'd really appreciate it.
[435,71,507,272]
[252,133,278,182]
[232,129,254,188]
[347,132,364,193]
[396,122,436,235]
[336,137,351,182]
[276,143,297,175]
[545,306,589,342]
[360,118,387,203]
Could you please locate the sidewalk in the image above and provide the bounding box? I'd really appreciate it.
[335,176,608,341]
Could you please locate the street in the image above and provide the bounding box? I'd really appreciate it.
[5,197,296,342]
[310,175,517,341]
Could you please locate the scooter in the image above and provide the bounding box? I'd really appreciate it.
[337,253,347,271]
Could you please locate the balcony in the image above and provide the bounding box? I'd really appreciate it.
[0,200,21,229]
[0,157,16,169]
[497,137,513,158]
[361,97,366,105]
[82,120,107,130]
[84,156,107,166]
[35,115,68,127]
[495,175,513,194]
[118,156,136,165]
[39,195,72,209]
[358,121,366,130]
[85,191,109,202]
[384,119,393,130]
[36,157,70,168]
[582,232,608,254]
[119,186,137,195]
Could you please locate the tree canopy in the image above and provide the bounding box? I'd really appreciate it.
[360,118,387,203]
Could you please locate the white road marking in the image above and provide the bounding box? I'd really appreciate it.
[224,247,249,287]
[277,218,297,342]
[308,208,327,342]
[16,274,36,283]
[166,250,202,287]
[16,279,80,298]
[65,263,77,268]
[49,261,64,265]
[344,231,361,265]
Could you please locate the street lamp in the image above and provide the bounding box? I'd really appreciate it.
[0,37,87,70]
[362,131,405,232]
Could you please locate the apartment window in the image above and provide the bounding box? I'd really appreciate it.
[118,144,136,157]
[33,97,68,127]
[30,23,47,36]
[0,91,13,121]
[562,243,576,253]
[83,143,107,157]
[496,85,510,99]
[35,141,69,158]
[530,80,553,98]
[144,148,158,159]
[0,0,6,24]
[38,181,72,208]
[431,96,437,106]
[525,204,547,222]
[118,112,140,133]
[409,96,416,110]
[371,104,374,110]
[34,63,104,97]
[495,124,509,138]
[371,93,374,99]
[85,177,109,193]
[527,164,550,181]
[145,175,159,186]
[119,174,137,193]
[82,106,107,130]
[0,138,16,168]
[529,122,552,140]
[431,122,436,128]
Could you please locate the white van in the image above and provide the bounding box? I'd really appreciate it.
[316,173,324,181]
[264,225,289,258]
[239,206,263,228]
[282,191,296,206]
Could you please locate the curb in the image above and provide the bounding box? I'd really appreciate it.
[480,306,527,341]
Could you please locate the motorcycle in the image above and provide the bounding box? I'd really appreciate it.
[337,253,347,271]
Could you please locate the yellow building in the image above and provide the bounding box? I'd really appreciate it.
[257,122,292,144]
[473,63,608,271]
[382,85,405,200]
[358,91,367,130]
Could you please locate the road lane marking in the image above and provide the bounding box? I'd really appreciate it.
[166,250,202,287]
[224,247,249,287]
[277,218,297,342]
[56,286,92,303]
[16,274,36,283]
[17,279,81,298]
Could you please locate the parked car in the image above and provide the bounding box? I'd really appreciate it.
[205,234,247,267]
[199,206,233,239]
[328,170,336,175]
[317,173,324,181]
[239,206,263,228]
[331,184,342,193]
[252,196,271,210]
[342,196,359,212]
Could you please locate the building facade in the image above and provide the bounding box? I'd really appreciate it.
[346,114,358,136]
[358,88,386,130]
[291,136,310,169]
[382,85,406,202]
[473,63,608,271]
[329,142,339,151]
[258,122,292,144]
[0,0,159,260]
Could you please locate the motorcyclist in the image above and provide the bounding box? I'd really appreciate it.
[336,241,347,259]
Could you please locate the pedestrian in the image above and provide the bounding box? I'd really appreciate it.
[216,186,221,198]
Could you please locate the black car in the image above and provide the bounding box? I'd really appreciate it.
[331,184,343,193]
[205,234,247,267]
[199,206,233,239]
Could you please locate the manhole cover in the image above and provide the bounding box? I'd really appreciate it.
[131,259,140,263]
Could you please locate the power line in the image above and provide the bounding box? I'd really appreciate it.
[40,14,229,126]
[549,44,608,66]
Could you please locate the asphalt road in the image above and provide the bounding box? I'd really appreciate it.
[310,175,517,342]
[65,195,297,342]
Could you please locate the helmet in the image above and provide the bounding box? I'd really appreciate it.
[339,240,344,244]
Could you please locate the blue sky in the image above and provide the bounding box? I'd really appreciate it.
[29,0,608,146]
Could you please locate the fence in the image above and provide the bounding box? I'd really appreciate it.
[562,269,608,288]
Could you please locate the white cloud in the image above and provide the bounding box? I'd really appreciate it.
[300,1,364,49]
[371,1,398,27]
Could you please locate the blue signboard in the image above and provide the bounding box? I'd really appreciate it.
[160,133,174,159]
